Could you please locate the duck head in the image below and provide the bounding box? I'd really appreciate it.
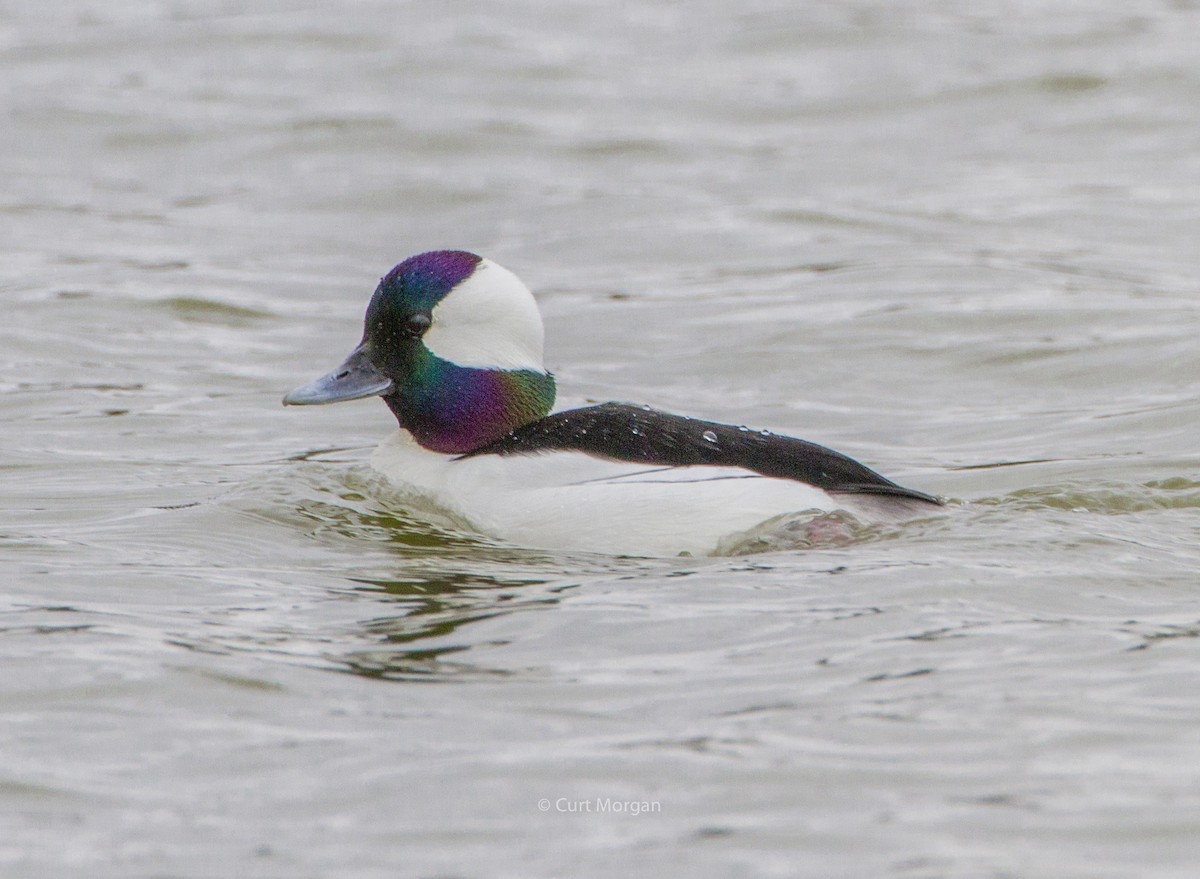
[284,250,556,454]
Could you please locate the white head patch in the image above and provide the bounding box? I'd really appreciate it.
[422,258,547,372]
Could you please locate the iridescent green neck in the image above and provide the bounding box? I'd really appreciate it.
[381,348,555,454]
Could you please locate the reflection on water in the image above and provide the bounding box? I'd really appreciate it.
[342,571,574,681]
[220,464,644,680]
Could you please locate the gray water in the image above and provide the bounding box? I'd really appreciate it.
[3,2,1199,877]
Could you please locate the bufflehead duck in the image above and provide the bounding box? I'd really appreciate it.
[284,250,941,555]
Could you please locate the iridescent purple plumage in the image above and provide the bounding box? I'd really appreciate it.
[376,250,481,312]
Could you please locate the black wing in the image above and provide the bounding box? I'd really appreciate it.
[461,402,941,505]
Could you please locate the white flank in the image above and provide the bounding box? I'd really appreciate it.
[421,258,547,371]
[369,430,844,556]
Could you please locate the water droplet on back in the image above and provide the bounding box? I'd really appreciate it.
[702,430,718,444]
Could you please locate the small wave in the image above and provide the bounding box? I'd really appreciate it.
[222,463,493,554]
[715,509,895,556]
[981,478,1200,514]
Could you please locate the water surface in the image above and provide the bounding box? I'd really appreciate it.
[2,2,1199,877]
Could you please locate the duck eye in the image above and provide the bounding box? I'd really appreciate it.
[403,313,431,337]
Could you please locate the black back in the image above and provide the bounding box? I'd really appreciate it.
[461,402,940,504]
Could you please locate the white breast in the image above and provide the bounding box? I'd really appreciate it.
[368,430,850,556]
